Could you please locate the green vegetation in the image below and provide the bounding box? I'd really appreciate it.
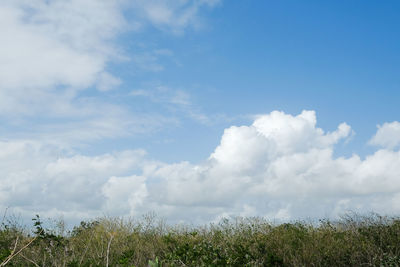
[1,213,400,266]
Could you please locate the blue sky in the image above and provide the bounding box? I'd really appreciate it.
[108,0,400,161]
[1,0,400,225]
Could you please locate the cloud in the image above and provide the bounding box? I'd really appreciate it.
[369,121,400,149]
[130,85,209,123]
[0,0,125,113]
[0,140,148,222]
[1,1,399,226]
[0,0,131,145]
[3,110,400,225]
[131,52,166,72]
[96,73,122,92]
[0,95,179,149]
[0,0,215,112]
[210,111,351,171]
[102,175,148,216]
[0,0,218,146]
[131,0,222,34]
[131,86,191,106]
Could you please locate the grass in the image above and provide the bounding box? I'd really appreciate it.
[1,212,400,266]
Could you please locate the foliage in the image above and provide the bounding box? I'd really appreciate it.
[0,213,400,266]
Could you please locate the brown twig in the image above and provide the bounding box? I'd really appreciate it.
[0,230,42,266]
[19,253,40,267]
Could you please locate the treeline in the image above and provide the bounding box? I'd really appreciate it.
[1,213,400,266]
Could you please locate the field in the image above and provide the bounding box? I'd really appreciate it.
[1,213,400,266]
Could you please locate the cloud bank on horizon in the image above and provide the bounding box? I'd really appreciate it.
[2,110,400,224]
[1,0,400,225]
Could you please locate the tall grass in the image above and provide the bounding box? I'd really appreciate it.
[1,213,400,266]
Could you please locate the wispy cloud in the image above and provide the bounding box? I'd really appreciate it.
[131,52,168,72]
[130,85,209,123]
[131,86,191,106]
[131,0,222,34]
[0,0,220,145]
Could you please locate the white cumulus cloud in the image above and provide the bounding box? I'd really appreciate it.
[0,0,125,114]
[2,110,400,225]
[369,121,400,149]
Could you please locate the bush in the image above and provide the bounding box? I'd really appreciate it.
[1,212,400,266]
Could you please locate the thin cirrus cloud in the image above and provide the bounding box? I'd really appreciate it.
[2,110,400,225]
[130,85,210,124]
[131,0,221,34]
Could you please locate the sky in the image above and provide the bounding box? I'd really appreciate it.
[1,0,400,226]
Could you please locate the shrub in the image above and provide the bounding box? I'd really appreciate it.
[1,212,400,266]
